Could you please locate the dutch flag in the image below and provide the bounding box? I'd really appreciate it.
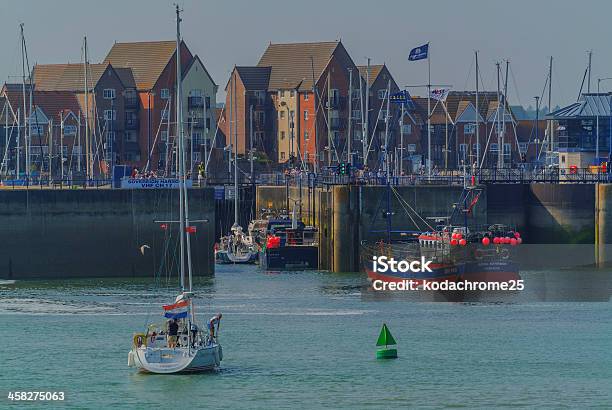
[163,299,189,319]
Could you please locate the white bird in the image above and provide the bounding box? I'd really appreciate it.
[139,245,151,255]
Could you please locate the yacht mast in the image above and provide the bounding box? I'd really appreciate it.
[20,24,29,179]
[475,51,480,167]
[175,4,186,291]
[233,67,239,228]
[83,37,91,180]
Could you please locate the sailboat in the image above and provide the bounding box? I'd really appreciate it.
[215,66,258,264]
[127,5,222,374]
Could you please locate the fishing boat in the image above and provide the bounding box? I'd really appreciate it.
[214,63,257,265]
[128,6,222,374]
[259,203,318,270]
[363,182,520,285]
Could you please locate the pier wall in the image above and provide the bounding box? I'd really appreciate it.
[258,183,605,272]
[0,188,216,279]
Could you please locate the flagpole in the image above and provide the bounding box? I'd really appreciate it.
[427,43,431,177]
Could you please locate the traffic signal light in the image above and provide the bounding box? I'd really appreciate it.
[337,162,350,175]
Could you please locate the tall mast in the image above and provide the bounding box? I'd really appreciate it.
[249,104,254,181]
[363,58,370,165]
[83,37,90,180]
[502,60,509,168]
[175,4,186,291]
[233,67,239,227]
[20,24,29,179]
[347,68,353,165]
[496,62,502,169]
[547,56,553,160]
[587,50,592,93]
[384,79,391,177]
[475,51,480,167]
[427,45,432,177]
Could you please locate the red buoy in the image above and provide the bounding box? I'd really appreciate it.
[450,239,458,246]
[459,238,467,246]
[514,232,521,239]
[482,237,490,246]
[493,237,500,245]
[504,237,511,244]
[510,238,517,246]
[517,237,522,245]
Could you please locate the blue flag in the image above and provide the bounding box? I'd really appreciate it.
[408,44,428,61]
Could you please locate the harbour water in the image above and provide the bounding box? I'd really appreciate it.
[1,266,611,408]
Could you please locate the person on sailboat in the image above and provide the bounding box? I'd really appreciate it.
[167,319,179,348]
[208,314,222,340]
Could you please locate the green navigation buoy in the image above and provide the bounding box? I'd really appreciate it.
[376,323,398,359]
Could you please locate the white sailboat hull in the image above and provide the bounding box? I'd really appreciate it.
[129,344,222,374]
[215,249,258,264]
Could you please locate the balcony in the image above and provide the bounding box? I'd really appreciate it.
[188,96,204,108]
[190,117,206,128]
[330,118,345,130]
[125,118,139,130]
[326,96,346,110]
[124,97,139,109]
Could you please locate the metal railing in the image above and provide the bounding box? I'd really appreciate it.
[0,178,113,190]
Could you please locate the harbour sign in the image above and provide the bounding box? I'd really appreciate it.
[120,178,193,189]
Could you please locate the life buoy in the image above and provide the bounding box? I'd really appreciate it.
[133,333,146,347]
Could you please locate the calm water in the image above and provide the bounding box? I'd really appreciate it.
[0,266,611,409]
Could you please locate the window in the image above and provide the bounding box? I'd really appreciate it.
[280,111,285,119]
[126,131,138,142]
[190,89,202,97]
[407,144,416,153]
[72,146,82,155]
[352,110,361,120]
[329,89,339,106]
[160,131,168,142]
[459,143,467,158]
[490,143,499,152]
[107,131,116,142]
[281,131,286,140]
[473,143,481,152]
[161,109,169,120]
[205,96,211,109]
[103,88,116,99]
[378,89,388,100]
[64,125,77,136]
[401,124,412,134]
[304,152,309,161]
[303,92,309,101]
[464,123,476,134]
[104,110,116,120]
[206,118,211,130]
[30,125,45,136]
[254,131,264,142]
[280,151,286,160]
[255,111,265,125]
[161,88,170,99]
[192,132,202,145]
[352,89,361,99]
[354,130,362,140]
[290,90,295,98]
[503,143,511,155]
[255,91,266,105]
[518,142,528,153]
[304,131,309,140]
[304,110,309,121]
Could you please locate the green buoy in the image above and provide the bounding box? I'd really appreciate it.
[376,323,398,359]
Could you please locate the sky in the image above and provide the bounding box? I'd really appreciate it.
[1,0,610,109]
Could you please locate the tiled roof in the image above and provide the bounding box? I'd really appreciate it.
[257,41,341,91]
[235,66,271,90]
[104,40,190,90]
[357,64,384,86]
[33,63,107,91]
[411,91,510,124]
[547,93,612,119]
[2,85,81,123]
